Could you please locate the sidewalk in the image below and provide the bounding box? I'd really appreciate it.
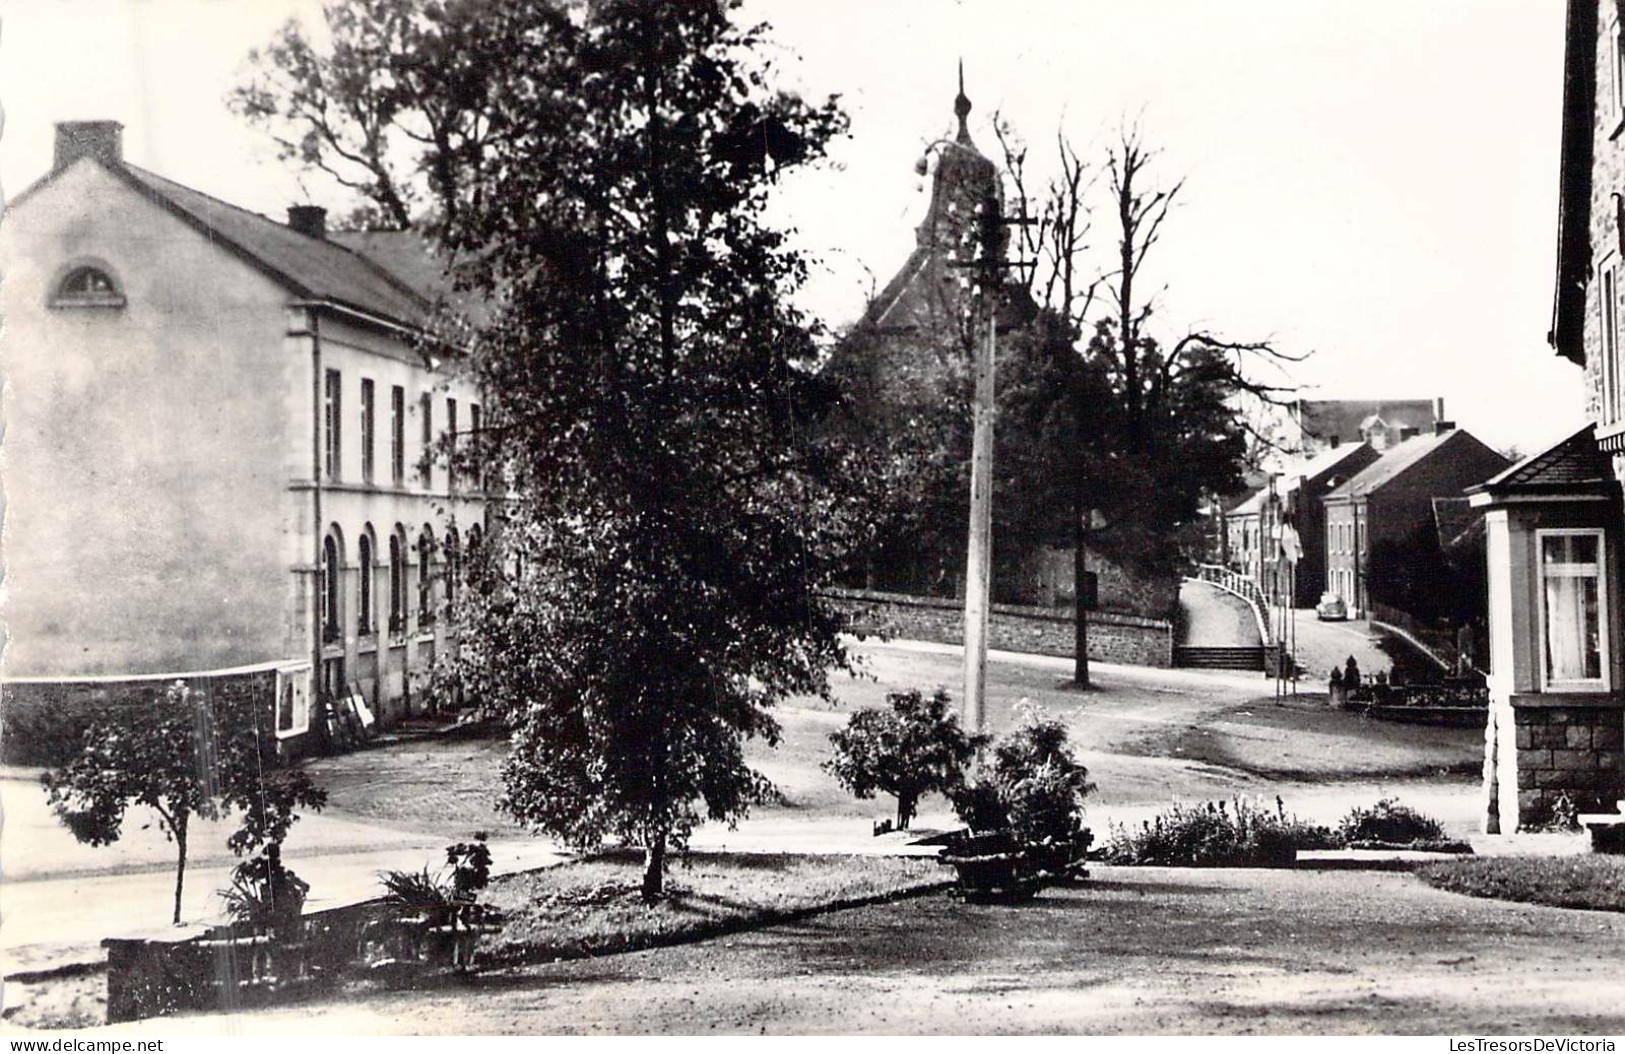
[2,836,567,978]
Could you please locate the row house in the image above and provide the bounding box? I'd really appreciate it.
[1290,397,1443,456]
[1224,442,1380,607]
[0,121,488,757]
[1323,426,1507,619]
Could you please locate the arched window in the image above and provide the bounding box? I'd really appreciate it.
[466,524,487,596]
[389,528,407,636]
[444,528,460,617]
[51,263,125,308]
[417,528,437,627]
[322,533,342,643]
[357,529,375,636]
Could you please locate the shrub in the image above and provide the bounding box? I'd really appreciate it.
[381,835,493,910]
[949,705,1094,845]
[824,688,985,829]
[1337,798,1446,846]
[220,847,309,933]
[1103,796,1335,867]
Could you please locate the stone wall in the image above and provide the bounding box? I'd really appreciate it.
[1,665,304,766]
[824,587,1174,668]
[1507,700,1624,825]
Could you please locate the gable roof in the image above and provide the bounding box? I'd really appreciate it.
[117,165,432,329]
[1229,443,1377,516]
[1295,398,1437,445]
[1550,0,1599,365]
[1326,429,1503,500]
[14,153,438,332]
[1473,424,1613,494]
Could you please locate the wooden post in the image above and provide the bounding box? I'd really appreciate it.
[963,309,996,735]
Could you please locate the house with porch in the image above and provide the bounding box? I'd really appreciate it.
[0,120,488,761]
[1472,0,1625,833]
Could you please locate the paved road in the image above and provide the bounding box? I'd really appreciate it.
[1178,580,1261,647]
[95,865,1625,1035]
[1271,605,1398,683]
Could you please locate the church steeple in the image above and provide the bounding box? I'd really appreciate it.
[954,60,973,142]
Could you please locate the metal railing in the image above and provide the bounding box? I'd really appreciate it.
[1189,563,1275,648]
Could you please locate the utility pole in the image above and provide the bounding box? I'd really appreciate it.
[963,306,995,735]
[956,186,1034,736]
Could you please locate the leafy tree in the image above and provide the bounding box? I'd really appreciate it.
[824,688,986,829]
[238,0,856,899]
[42,681,326,924]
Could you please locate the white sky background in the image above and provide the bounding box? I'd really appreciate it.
[0,0,1583,456]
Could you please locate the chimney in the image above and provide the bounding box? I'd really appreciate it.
[53,121,123,172]
[287,205,327,241]
[1399,426,1420,442]
[1435,420,1456,436]
[1435,397,1446,422]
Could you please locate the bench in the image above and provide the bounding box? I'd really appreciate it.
[1578,803,1625,854]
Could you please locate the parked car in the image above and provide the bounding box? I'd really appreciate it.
[1316,592,1348,621]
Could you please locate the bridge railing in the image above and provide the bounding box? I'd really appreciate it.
[1189,563,1275,648]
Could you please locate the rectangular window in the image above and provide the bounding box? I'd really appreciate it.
[391,385,405,484]
[1538,529,1609,690]
[447,397,458,493]
[324,369,341,480]
[1602,260,1620,426]
[420,392,433,488]
[360,378,376,483]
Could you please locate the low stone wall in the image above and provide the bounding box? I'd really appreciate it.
[823,587,1174,668]
[1507,700,1625,825]
[2,665,303,767]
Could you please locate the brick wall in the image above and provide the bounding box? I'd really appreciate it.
[823,587,1174,668]
[1509,702,1624,824]
[2,666,303,766]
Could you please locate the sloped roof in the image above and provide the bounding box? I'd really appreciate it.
[1550,0,1599,365]
[117,165,432,328]
[1327,429,1489,499]
[1229,443,1376,515]
[1473,424,1613,493]
[1432,497,1481,553]
[1296,398,1437,444]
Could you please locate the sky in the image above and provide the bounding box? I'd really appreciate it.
[0,1,1583,456]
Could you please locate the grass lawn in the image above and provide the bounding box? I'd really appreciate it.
[479,851,945,965]
[307,642,1483,840]
[1125,695,1483,782]
[1417,855,1625,913]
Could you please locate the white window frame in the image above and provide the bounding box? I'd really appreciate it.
[1601,256,1621,425]
[275,663,312,739]
[1535,528,1611,693]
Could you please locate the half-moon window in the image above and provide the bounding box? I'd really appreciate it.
[51,265,125,308]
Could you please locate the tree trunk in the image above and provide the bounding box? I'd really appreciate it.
[641,834,667,902]
[897,791,916,830]
[172,811,190,926]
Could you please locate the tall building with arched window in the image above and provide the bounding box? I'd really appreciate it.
[0,121,491,761]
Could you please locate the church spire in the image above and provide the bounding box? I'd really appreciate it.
[954,60,972,141]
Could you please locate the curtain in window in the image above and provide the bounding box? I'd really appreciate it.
[1542,534,1603,683]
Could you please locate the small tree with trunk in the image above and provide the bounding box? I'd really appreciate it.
[824,688,987,829]
[42,680,326,924]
